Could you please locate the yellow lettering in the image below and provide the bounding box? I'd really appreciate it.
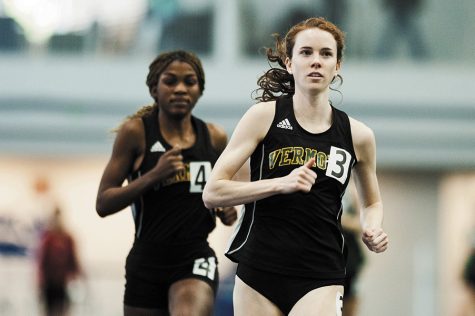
[316,152,327,170]
[280,147,293,166]
[267,147,330,171]
[162,163,190,186]
[305,148,317,167]
[291,147,305,165]
[269,149,282,170]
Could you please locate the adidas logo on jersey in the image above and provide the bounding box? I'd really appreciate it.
[150,141,166,152]
[276,118,293,130]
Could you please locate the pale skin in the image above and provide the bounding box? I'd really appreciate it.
[203,27,388,315]
[96,61,237,316]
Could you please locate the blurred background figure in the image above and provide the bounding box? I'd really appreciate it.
[153,0,214,54]
[376,0,429,59]
[137,0,214,55]
[36,207,83,316]
[341,183,366,316]
[0,175,58,315]
[239,0,323,56]
[323,0,347,29]
[459,230,475,316]
[30,176,58,240]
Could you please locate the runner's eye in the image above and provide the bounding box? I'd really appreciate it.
[185,77,198,86]
[162,76,177,86]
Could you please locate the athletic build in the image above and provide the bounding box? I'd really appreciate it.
[203,18,388,315]
[96,50,237,316]
[229,95,355,314]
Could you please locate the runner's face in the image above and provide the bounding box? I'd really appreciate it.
[152,61,201,120]
[285,27,340,93]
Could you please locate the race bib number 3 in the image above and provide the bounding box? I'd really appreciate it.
[326,146,351,184]
[189,161,212,193]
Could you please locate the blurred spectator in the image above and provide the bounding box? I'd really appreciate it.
[0,17,25,51]
[459,232,475,316]
[30,176,57,237]
[0,175,55,265]
[144,0,214,54]
[463,248,475,292]
[36,207,82,316]
[341,183,366,316]
[323,0,347,29]
[0,176,58,315]
[239,0,324,56]
[0,206,37,314]
[376,0,428,59]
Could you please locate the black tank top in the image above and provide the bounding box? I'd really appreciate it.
[129,107,219,246]
[226,96,357,278]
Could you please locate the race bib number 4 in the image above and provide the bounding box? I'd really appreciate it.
[192,257,217,280]
[189,161,212,193]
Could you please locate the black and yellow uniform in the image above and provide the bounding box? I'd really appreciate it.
[464,249,475,290]
[342,195,365,299]
[125,107,220,309]
[227,96,357,314]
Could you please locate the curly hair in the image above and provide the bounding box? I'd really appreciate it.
[254,17,345,102]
